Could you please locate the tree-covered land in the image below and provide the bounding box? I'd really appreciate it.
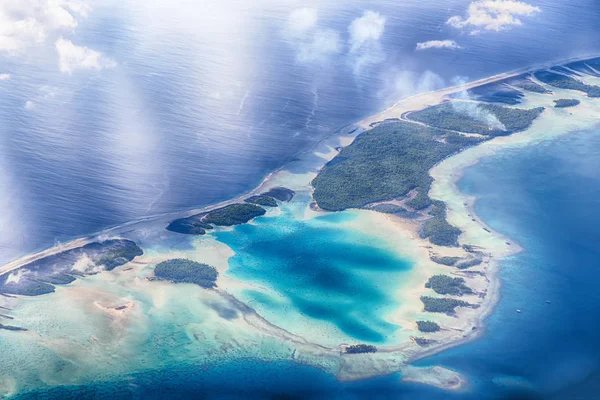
[168,203,267,234]
[262,187,295,202]
[425,275,472,296]
[407,103,544,137]
[507,75,551,94]
[420,201,462,247]
[534,71,600,97]
[94,240,144,270]
[0,280,55,296]
[416,320,441,332]
[406,191,433,210]
[554,99,580,108]
[312,121,483,212]
[245,195,278,207]
[368,203,420,219]
[455,258,483,269]
[311,102,544,247]
[167,216,212,235]
[414,337,436,347]
[431,256,460,266]
[154,259,218,288]
[345,344,377,354]
[0,239,143,296]
[421,296,471,315]
[203,204,266,226]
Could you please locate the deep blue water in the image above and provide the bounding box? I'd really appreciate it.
[1,0,600,264]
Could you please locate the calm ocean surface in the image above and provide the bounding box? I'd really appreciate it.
[3,0,600,398]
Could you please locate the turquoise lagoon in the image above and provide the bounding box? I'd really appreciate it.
[215,194,413,345]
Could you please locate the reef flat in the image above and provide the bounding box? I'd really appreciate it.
[1,56,600,397]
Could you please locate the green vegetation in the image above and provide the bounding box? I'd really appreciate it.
[431,256,460,266]
[39,273,76,285]
[95,241,144,270]
[420,201,462,247]
[312,121,482,212]
[345,344,377,354]
[168,203,266,234]
[425,275,472,296]
[203,203,266,226]
[414,337,436,347]
[421,296,471,315]
[408,102,544,137]
[0,280,55,296]
[312,102,544,247]
[262,187,295,202]
[167,217,212,235]
[245,195,278,207]
[369,203,420,219]
[554,99,580,108]
[406,191,433,210]
[455,258,483,269]
[416,320,441,332]
[510,76,551,94]
[534,71,600,97]
[154,259,218,288]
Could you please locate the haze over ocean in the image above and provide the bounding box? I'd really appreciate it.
[1,0,599,264]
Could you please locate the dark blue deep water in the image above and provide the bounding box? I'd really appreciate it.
[14,128,600,399]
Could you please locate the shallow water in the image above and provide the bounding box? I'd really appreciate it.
[215,195,412,344]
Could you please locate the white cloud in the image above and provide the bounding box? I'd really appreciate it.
[284,9,340,65]
[348,10,386,75]
[381,69,445,100]
[5,269,28,284]
[24,100,35,110]
[297,29,341,63]
[416,40,461,51]
[447,0,540,33]
[287,8,318,34]
[348,10,386,53]
[0,0,90,53]
[55,38,116,74]
[0,73,10,80]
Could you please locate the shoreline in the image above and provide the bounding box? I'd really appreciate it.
[2,54,600,392]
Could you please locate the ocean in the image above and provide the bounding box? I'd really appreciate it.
[2,0,600,398]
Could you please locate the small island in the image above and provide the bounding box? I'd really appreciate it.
[534,70,600,97]
[345,344,377,354]
[425,275,472,296]
[553,99,580,108]
[0,239,143,296]
[262,187,295,202]
[168,203,267,234]
[154,259,219,288]
[416,321,441,333]
[245,195,278,207]
[421,296,472,315]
